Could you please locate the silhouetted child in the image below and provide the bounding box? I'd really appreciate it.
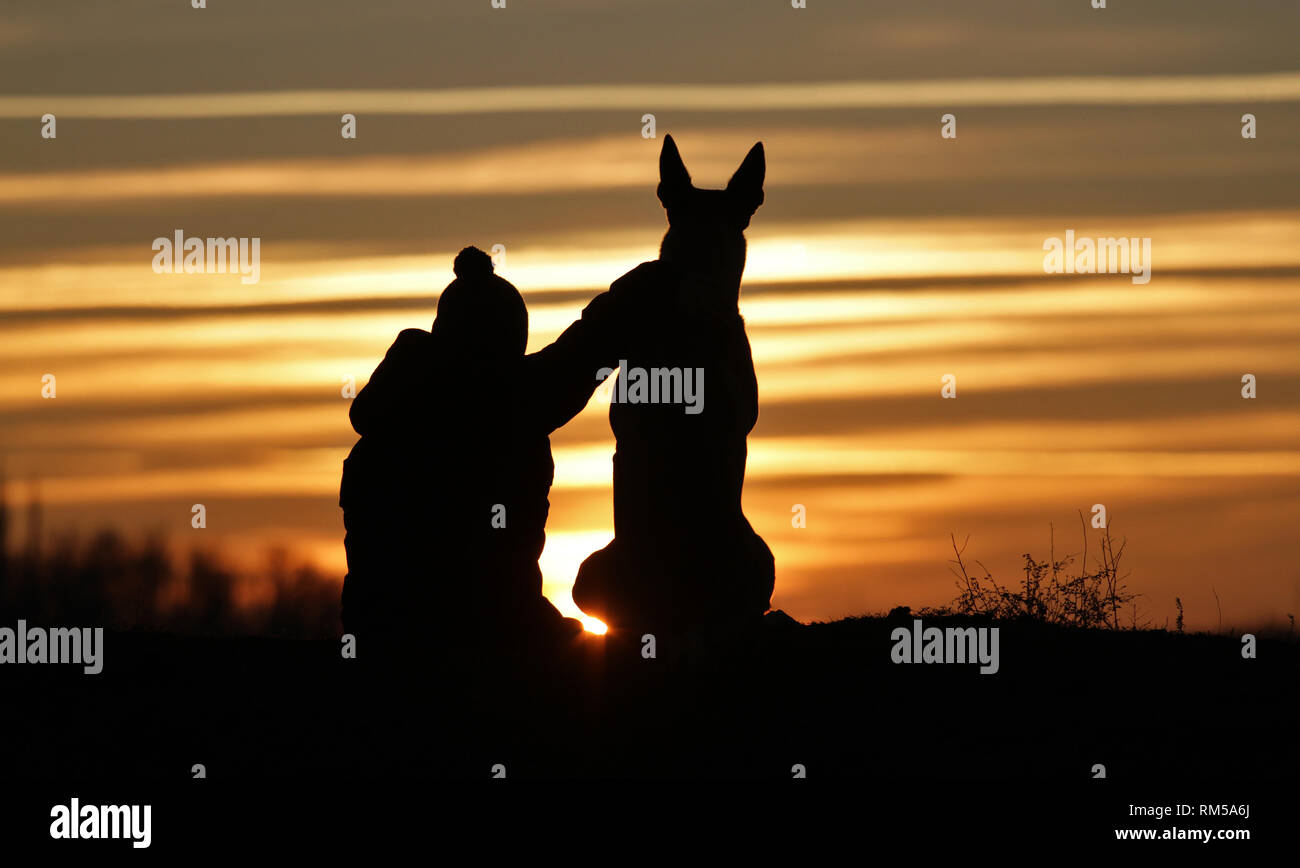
[340,247,617,659]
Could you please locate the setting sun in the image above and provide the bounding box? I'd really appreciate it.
[538,530,615,633]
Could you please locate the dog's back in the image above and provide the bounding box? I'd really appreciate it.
[605,260,757,541]
[573,137,775,633]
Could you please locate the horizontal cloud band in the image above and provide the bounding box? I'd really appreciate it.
[4,74,1300,119]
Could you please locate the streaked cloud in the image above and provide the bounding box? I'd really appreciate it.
[4,73,1300,121]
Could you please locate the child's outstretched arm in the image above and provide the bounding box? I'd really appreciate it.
[524,261,660,433]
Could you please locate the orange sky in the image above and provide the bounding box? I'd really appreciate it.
[2,0,1299,632]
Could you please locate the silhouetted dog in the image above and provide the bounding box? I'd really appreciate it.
[572,136,775,635]
[340,247,616,661]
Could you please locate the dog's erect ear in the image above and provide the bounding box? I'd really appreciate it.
[726,142,765,217]
[657,134,692,209]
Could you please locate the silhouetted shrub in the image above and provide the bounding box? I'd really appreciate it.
[947,514,1138,629]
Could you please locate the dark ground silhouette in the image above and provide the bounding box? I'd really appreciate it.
[2,612,1296,782]
[0,524,1295,784]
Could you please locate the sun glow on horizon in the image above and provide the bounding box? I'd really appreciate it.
[538,530,615,634]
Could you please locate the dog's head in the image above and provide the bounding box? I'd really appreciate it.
[657,135,765,295]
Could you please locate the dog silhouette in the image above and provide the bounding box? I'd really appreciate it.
[572,135,775,635]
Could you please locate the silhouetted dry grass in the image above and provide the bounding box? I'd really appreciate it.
[946,513,1139,629]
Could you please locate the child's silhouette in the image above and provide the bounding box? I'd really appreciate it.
[339,247,616,655]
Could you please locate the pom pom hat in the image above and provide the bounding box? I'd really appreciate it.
[431,246,528,359]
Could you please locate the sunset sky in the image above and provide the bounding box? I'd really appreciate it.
[2,0,1298,631]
